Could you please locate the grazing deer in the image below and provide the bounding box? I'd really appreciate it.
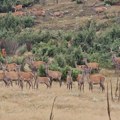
[66,70,73,90]
[45,63,62,87]
[13,5,23,12]
[84,67,105,91]
[83,57,99,72]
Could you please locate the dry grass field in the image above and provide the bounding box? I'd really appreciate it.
[0,70,120,120]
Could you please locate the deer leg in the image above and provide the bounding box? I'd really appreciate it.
[34,79,37,89]
[100,82,105,92]
[50,79,53,87]
[71,83,72,90]
[83,83,84,92]
[19,80,23,90]
[89,82,93,92]
[3,79,9,87]
[10,79,13,87]
[80,83,81,91]
[59,79,62,87]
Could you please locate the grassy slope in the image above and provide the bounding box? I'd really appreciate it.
[30,0,120,30]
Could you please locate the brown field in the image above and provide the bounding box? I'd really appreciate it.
[0,70,120,120]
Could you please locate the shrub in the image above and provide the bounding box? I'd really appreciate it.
[38,65,46,77]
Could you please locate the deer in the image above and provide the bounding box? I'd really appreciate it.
[13,5,23,12]
[111,48,120,73]
[77,73,85,91]
[30,8,45,17]
[13,11,26,16]
[66,70,73,90]
[34,75,51,89]
[75,61,86,71]
[2,65,21,88]
[16,65,35,89]
[83,57,100,72]
[84,66,105,92]
[92,2,108,16]
[0,70,7,86]
[45,63,62,87]
[27,56,46,71]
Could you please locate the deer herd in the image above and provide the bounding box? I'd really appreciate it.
[0,49,119,93]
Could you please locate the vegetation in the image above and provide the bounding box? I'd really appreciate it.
[0,0,119,78]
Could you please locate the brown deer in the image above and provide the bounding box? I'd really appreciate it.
[111,49,120,73]
[45,63,62,87]
[77,73,85,91]
[91,2,107,16]
[28,56,45,71]
[31,8,45,17]
[16,65,35,89]
[75,61,86,71]
[34,75,51,89]
[0,70,7,86]
[5,63,17,72]
[84,67,105,91]
[13,5,23,12]
[2,65,20,87]
[83,57,99,72]
[13,11,26,16]
[66,70,73,90]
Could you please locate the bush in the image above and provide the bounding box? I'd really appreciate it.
[71,68,80,81]
[38,65,46,77]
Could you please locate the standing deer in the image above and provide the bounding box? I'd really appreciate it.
[2,65,20,87]
[77,73,85,91]
[0,70,7,86]
[45,63,62,87]
[75,61,86,71]
[16,65,35,89]
[84,67,105,91]
[34,75,51,89]
[111,48,120,73]
[66,70,73,90]
[28,56,45,71]
[83,57,99,72]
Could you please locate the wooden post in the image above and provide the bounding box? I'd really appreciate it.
[110,79,114,102]
[107,81,111,120]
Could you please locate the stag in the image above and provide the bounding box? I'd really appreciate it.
[45,63,62,87]
[66,70,73,90]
